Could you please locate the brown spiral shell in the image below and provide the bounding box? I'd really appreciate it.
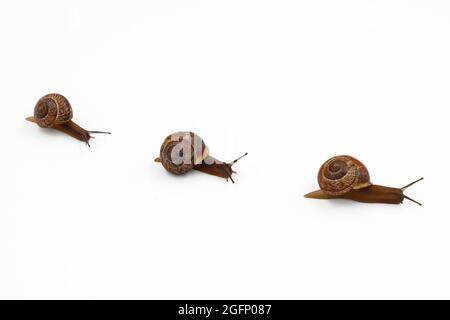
[159,132,209,175]
[34,93,73,128]
[318,155,371,196]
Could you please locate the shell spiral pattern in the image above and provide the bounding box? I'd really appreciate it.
[34,93,73,128]
[159,132,208,175]
[318,155,371,196]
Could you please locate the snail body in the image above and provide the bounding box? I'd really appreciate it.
[305,155,423,205]
[155,131,247,182]
[26,93,110,146]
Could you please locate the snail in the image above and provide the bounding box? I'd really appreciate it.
[155,132,247,182]
[26,93,110,146]
[304,155,423,205]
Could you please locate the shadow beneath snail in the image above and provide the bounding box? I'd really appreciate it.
[33,126,68,139]
[157,164,241,183]
[312,198,373,208]
[303,191,411,208]
[156,168,193,181]
[31,125,106,146]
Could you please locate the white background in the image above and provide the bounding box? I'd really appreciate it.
[0,0,448,299]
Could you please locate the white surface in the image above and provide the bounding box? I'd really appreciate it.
[0,0,448,299]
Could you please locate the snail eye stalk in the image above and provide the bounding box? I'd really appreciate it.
[230,152,248,165]
[401,177,424,206]
[403,195,422,206]
[401,177,424,191]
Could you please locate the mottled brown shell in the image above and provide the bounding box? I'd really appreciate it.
[34,93,73,128]
[318,155,371,196]
[159,132,209,175]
